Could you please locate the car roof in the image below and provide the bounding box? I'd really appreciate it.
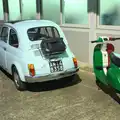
[0,20,67,50]
[4,20,58,30]
[2,20,65,50]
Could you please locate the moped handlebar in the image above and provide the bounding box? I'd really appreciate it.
[91,37,120,43]
[112,37,120,41]
[108,37,120,41]
[91,40,97,43]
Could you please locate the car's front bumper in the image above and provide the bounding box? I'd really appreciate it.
[25,67,79,83]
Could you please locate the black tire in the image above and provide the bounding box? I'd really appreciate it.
[96,78,101,85]
[95,77,102,90]
[12,67,26,91]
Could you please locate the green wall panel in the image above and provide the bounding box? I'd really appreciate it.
[22,0,36,20]
[0,0,4,20]
[63,0,88,24]
[42,0,60,24]
[8,0,21,21]
[100,0,120,25]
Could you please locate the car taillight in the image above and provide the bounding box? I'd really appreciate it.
[73,58,78,68]
[28,64,35,76]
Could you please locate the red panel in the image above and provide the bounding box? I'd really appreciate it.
[106,43,114,54]
[106,43,114,67]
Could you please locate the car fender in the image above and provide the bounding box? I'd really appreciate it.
[11,61,26,82]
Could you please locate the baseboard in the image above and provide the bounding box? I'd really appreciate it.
[78,61,93,73]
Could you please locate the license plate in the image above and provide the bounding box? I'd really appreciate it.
[49,60,63,73]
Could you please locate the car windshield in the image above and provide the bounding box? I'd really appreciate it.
[27,26,60,41]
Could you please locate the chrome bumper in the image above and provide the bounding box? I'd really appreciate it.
[25,67,79,83]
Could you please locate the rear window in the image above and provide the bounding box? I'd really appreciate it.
[27,26,60,41]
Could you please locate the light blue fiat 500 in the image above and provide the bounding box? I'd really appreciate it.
[0,20,79,91]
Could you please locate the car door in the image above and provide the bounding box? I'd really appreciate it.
[6,28,20,74]
[0,25,2,66]
[0,26,9,69]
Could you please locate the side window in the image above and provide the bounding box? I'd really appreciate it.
[9,29,19,48]
[0,26,2,34]
[53,27,59,38]
[1,27,9,43]
[40,28,46,35]
[46,27,53,37]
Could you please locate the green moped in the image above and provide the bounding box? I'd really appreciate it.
[91,36,120,92]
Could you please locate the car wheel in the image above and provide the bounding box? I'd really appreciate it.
[12,67,26,91]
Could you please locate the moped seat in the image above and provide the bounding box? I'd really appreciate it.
[111,53,120,67]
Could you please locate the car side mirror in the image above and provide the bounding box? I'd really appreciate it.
[0,36,2,40]
[0,35,8,43]
[55,37,63,41]
[0,35,7,39]
[60,37,63,41]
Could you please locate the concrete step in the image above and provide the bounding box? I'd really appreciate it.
[78,61,93,73]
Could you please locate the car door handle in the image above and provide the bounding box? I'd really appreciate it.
[2,47,6,51]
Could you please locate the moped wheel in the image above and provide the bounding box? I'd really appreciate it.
[95,77,101,90]
[96,77,101,84]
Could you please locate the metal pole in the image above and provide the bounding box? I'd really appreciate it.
[2,0,9,22]
[19,0,22,20]
[36,0,41,19]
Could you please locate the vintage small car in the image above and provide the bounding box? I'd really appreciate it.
[0,20,79,91]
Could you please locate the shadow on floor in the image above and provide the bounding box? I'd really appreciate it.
[27,74,82,92]
[0,67,82,92]
[0,67,13,80]
[96,80,120,104]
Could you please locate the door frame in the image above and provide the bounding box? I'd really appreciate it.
[0,25,10,69]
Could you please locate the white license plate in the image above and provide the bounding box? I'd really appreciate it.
[49,60,63,73]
